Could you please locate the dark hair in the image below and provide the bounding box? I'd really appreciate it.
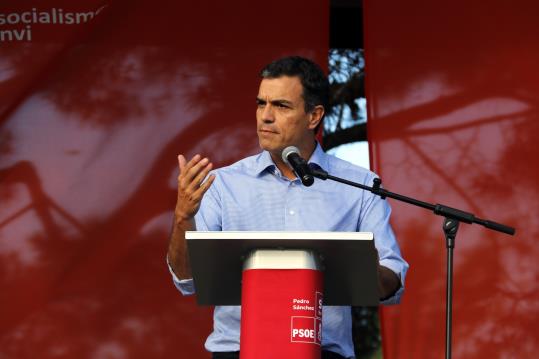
[260,56,329,116]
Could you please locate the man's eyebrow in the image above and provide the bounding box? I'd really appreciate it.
[256,97,295,107]
[271,99,294,106]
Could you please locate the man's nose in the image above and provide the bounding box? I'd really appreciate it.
[261,105,275,123]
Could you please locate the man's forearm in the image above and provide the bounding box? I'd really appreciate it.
[167,215,196,279]
[378,265,401,300]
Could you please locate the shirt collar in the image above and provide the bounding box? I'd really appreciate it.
[252,150,277,176]
[251,142,329,176]
[307,142,329,171]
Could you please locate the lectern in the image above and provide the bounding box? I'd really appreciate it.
[186,231,379,359]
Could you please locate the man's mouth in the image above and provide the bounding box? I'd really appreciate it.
[259,127,278,134]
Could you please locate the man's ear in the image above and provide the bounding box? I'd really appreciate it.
[307,105,325,130]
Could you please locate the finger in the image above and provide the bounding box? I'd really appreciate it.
[185,154,202,170]
[186,162,213,192]
[180,154,202,176]
[194,173,216,197]
[178,154,202,185]
[182,157,209,184]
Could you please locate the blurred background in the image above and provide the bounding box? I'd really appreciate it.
[1,1,537,358]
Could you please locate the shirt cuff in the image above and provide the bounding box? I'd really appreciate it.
[379,258,408,305]
[167,257,195,296]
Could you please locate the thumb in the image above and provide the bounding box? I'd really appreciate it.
[178,154,187,173]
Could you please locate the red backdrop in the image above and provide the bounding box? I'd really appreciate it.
[0,1,328,358]
[364,1,539,358]
[5,1,538,358]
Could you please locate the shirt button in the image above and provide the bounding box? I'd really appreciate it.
[289,210,295,215]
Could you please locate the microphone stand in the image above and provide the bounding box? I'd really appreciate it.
[309,166,515,359]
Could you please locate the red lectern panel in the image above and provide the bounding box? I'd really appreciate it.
[240,250,323,359]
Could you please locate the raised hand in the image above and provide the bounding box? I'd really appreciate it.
[175,154,216,221]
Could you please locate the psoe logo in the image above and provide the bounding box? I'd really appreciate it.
[291,316,321,345]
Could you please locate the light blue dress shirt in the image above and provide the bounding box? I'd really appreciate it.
[169,143,408,358]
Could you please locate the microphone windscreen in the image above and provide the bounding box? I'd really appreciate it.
[281,146,300,165]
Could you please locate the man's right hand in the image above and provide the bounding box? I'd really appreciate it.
[168,154,215,280]
[175,154,216,222]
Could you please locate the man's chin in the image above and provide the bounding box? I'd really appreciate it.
[259,141,284,156]
[258,139,274,151]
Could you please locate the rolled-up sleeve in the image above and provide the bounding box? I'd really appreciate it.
[167,257,196,295]
[358,174,409,305]
[379,257,407,305]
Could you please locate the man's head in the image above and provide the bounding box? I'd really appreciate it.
[260,56,329,116]
[256,56,328,158]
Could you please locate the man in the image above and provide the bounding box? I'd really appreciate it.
[167,56,408,359]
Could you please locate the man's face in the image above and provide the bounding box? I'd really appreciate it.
[256,76,317,156]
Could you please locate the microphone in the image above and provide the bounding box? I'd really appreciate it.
[281,146,314,187]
